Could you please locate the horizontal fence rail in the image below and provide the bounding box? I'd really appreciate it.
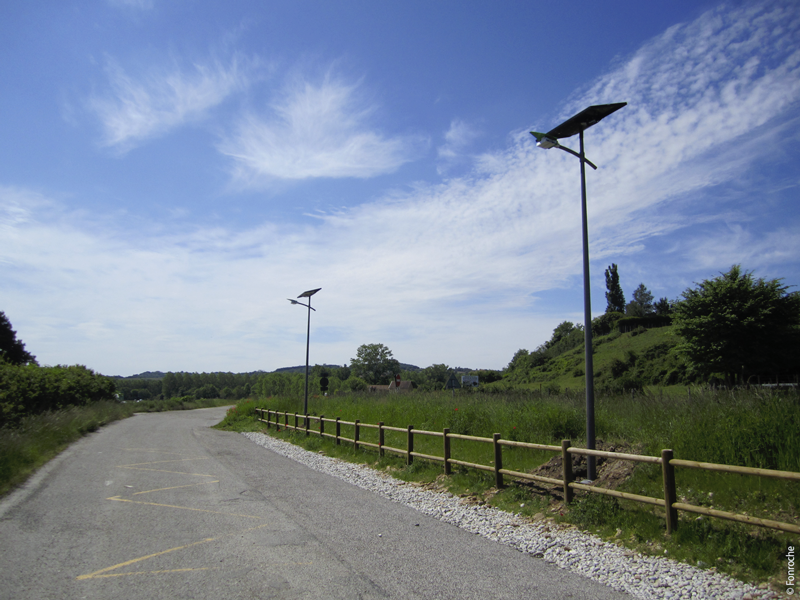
[254,408,799,536]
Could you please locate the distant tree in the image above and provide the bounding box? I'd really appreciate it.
[604,264,626,313]
[336,364,352,381]
[507,349,530,371]
[343,375,368,392]
[421,364,452,389]
[592,311,624,336]
[654,297,672,316]
[547,321,578,349]
[626,284,655,317]
[0,311,37,366]
[472,369,503,384]
[350,343,401,385]
[161,372,178,398]
[672,265,800,385]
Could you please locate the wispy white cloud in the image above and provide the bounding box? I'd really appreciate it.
[89,55,256,150]
[437,119,481,173]
[218,74,427,186]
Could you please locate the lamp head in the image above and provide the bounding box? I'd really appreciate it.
[287,299,299,305]
[530,131,558,149]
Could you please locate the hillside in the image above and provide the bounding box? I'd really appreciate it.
[501,325,691,393]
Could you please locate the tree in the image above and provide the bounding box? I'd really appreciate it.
[421,364,451,389]
[0,311,37,366]
[654,297,672,316]
[604,264,626,314]
[547,321,578,349]
[672,265,800,385]
[350,343,401,385]
[626,283,655,317]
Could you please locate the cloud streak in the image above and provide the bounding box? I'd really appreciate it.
[218,74,427,185]
[89,55,255,150]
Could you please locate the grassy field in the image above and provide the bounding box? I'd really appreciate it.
[216,387,799,590]
[0,396,233,498]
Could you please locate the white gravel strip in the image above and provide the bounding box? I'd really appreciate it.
[242,431,778,600]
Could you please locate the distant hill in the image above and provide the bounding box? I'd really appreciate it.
[273,364,343,374]
[114,370,267,380]
[109,371,166,380]
[114,363,439,380]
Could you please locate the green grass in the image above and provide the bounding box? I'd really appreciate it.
[216,388,799,591]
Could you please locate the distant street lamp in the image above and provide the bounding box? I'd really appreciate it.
[288,288,321,416]
[531,102,626,481]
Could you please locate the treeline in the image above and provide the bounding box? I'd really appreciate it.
[255,363,503,397]
[0,363,116,428]
[1,311,118,428]
[115,371,263,401]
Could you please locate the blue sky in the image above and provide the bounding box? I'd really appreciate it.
[2,1,799,376]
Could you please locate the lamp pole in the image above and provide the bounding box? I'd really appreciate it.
[288,288,321,416]
[531,103,626,480]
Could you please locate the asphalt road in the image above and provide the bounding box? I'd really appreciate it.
[0,407,630,599]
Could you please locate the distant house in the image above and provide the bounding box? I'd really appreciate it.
[368,384,391,393]
[388,380,413,392]
[368,381,413,392]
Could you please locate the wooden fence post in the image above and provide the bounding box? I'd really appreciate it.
[407,426,414,465]
[443,428,451,475]
[493,433,504,489]
[378,422,384,457]
[662,449,678,534]
[562,439,574,504]
[294,413,298,431]
[320,415,324,437]
[335,417,341,445]
[284,411,288,429]
[354,419,360,450]
[305,414,310,436]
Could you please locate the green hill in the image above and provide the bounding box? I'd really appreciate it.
[500,324,693,393]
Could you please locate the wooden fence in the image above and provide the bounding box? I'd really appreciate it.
[254,408,800,536]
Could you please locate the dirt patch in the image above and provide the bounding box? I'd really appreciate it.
[532,439,644,491]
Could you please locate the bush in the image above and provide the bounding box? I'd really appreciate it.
[0,363,116,428]
[343,376,368,392]
[592,311,624,336]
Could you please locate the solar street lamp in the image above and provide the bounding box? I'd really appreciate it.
[288,287,321,416]
[531,102,626,481]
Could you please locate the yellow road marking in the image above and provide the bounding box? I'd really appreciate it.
[77,524,272,580]
[133,481,220,495]
[107,496,264,519]
[82,567,214,579]
[81,561,313,579]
